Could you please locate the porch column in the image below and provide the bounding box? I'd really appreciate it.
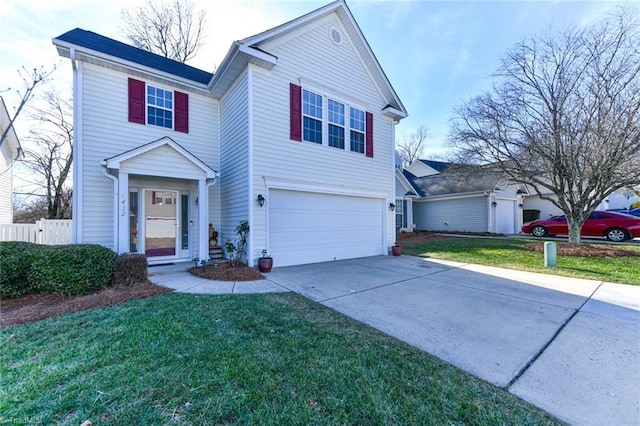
[198,178,209,262]
[118,172,129,254]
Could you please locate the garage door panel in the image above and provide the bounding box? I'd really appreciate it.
[496,199,516,234]
[269,190,384,266]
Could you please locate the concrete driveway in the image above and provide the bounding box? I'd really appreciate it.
[263,255,640,426]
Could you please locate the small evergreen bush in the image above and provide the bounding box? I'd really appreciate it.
[112,253,148,286]
[0,241,45,298]
[28,244,117,296]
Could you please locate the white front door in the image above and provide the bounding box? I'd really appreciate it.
[144,189,179,259]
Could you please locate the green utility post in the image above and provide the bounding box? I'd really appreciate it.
[544,241,557,267]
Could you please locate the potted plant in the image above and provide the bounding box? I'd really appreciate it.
[391,242,402,256]
[258,249,273,272]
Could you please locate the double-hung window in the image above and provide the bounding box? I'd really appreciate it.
[303,89,323,144]
[290,83,373,157]
[128,78,189,133]
[328,99,345,149]
[350,107,365,154]
[147,86,173,129]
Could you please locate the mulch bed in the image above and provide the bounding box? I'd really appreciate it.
[396,231,504,244]
[189,262,265,281]
[524,242,640,258]
[1,280,172,328]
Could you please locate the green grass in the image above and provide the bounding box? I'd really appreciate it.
[403,237,640,285]
[1,293,560,425]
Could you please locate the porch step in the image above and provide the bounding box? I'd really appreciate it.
[209,246,224,261]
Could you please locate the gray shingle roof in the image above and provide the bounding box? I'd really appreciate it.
[54,28,213,85]
[418,159,451,173]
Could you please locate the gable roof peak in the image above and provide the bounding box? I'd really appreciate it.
[235,0,406,118]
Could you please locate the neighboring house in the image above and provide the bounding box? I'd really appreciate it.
[0,97,22,224]
[52,0,407,267]
[523,187,640,220]
[398,160,526,234]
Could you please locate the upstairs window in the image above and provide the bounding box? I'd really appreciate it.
[303,89,323,144]
[328,99,345,149]
[147,86,173,129]
[290,83,373,157]
[128,78,189,133]
[350,107,365,154]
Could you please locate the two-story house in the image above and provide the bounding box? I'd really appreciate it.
[52,0,407,267]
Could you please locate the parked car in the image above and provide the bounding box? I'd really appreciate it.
[627,208,640,217]
[522,211,640,242]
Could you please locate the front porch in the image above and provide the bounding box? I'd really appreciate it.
[101,137,218,264]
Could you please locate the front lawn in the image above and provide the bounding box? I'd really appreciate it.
[1,293,560,425]
[402,236,640,285]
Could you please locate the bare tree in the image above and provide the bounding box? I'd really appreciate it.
[121,0,206,63]
[1,66,55,150]
[449,8,640,244]
[396,125,430,168]
[13,189,71,223]
[19,90,73,219]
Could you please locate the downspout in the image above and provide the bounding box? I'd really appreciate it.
[101,164,119,253]
[70,47,82,243]
[200,175,217,262]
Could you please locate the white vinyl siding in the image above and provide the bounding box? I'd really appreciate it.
[0,141,14,223]
[219,69,250,246]
[78,63,219,250]
[120,145,206,180]
[251,15,396,257]
[414,197,489,233]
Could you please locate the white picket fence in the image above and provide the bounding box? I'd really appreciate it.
[0,219,72,245]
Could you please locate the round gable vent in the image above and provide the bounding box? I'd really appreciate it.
[329,27,343,45]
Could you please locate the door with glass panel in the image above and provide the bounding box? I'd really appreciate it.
[144,190,178,258]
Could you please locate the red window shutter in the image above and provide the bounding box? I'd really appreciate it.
[174,91,189,133]
[365,111,374,158]
[290,83,302,141]
[128,78,145,124]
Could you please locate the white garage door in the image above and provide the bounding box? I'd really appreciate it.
[496,199,516,234]
[269,190,384,267]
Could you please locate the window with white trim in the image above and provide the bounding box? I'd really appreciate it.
[328,99,345,149]
[303,89,322,144]
[147,85,173,129]
[290,83,373,157]
[350,107,365,154]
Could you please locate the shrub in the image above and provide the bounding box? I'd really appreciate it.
[28,244,117,296]
[0,241,46,298]
[112,253,148,286]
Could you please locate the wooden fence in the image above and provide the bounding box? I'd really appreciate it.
[0,219,72,245]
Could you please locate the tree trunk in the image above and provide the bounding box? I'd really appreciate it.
[567,219,582,245]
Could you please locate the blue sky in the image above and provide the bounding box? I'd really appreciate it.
[0,0,625,157]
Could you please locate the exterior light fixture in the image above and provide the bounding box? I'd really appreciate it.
[257,194,265,207]
[389,202,396,211]
[492,201,498,207]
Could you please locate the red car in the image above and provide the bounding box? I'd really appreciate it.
[522,211,640,242]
